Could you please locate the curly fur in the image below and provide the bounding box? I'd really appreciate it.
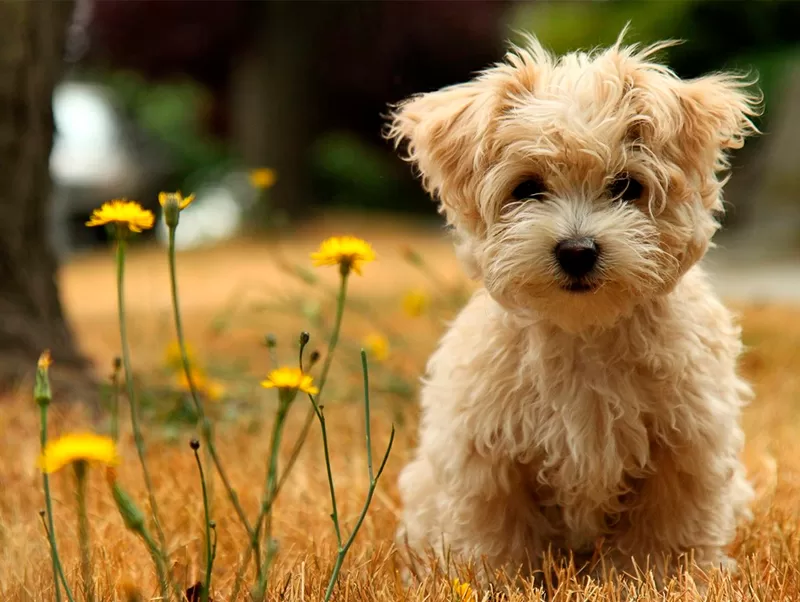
[386,29,761,584]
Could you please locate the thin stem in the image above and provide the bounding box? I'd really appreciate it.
[115,238,169,562]
[252,397,292,601]
[40,405,74,602]
[317,270,349,394]
[308,393,343,548]
[74,461,95,602]
[166,227,257,556]
[140,527,170,600]
[110,360,121,442]
[39,512,75,602]
[274,409,315,498]
[322,353,396,602]
[192,446,213,602]
[360,351,374,482]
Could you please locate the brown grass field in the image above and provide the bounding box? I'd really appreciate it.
[2,214,800,601]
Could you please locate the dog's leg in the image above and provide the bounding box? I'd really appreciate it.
[608,443,752,589]
[396,450,552,587]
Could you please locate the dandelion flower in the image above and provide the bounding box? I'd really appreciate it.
[311,235,376,275]
[164,340,197,371]
[402,289,430,318]
[363,333,390,362]
[249,168,277,190]
[158,191,195,211]
[177,368,225,402]
[39,433,120,474]
[85,200,154,233]
[260,367,318,396]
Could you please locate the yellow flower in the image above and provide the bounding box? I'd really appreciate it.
[402,289,430,318]
[164,340,197,371]
[452,578,474,600]
[38,433,120,474]
[85,200,154,233]
[158,191,195,211]
[311,236,376,276]
[363,333,390,362]
[260,367,319,395]
[176,368,225,402]
[249,168,277,190]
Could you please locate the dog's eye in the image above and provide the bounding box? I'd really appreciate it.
[511,177,547,201]
[608,175,643,203]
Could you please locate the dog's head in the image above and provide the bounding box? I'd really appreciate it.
[388,31,760,331]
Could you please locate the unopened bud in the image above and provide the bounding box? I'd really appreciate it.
[34,350,52,406]
[159,192,182,228]
[111,482,146,533]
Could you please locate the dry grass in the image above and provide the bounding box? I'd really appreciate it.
[2,215,800,601]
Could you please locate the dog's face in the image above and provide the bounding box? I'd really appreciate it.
[388,35,759,331]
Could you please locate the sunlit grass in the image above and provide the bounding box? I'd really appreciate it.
[2,215,799,601]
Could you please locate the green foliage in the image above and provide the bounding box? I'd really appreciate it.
[312,130,411,210]
[103,70,233,184]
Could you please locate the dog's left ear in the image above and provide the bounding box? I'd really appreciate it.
[676,73,761,184]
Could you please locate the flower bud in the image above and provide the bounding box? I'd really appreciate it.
[111,482,146,533]
[34,350,52,406]
[161,193,181,229]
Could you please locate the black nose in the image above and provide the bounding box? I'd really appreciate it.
[555,238,598,278]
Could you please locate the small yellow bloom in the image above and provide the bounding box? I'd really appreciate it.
[363,333,390,362]
[164,340,197,371]
[85,200,154,233]
[249,168,277,190]
[452,578,474,600]
[402,289,430,318]
[39,433,120,474]
[176,368,225,402]
[158,191,195,211]
[311,235,376,276]
[260,367,319,395]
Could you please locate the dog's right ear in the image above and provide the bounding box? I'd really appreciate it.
[387,81,496,229]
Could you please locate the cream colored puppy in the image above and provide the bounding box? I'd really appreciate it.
[387,32,760,583]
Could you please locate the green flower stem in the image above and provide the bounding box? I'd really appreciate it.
[39,405,74,602]
[320,352,395,602]
[165,227,258,562]
[38,511,74,601]
[234,269,352,601]
[110,359,121,442]
[252,395,292,601]
[74,461,94,602]
[111,481,170,600]
[140,527,170,599]
[192,445,213,602]
[115,238,170,567]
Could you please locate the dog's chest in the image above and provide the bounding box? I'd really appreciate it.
[520,329,668,537]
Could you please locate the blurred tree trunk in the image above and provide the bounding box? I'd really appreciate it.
[229,1,319,221]
[0,1,93,398]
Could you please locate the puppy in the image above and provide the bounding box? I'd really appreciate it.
[387,31,760,585]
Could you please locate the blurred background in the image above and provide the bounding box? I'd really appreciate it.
[49,0,800,257]
[2,0,800,392]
